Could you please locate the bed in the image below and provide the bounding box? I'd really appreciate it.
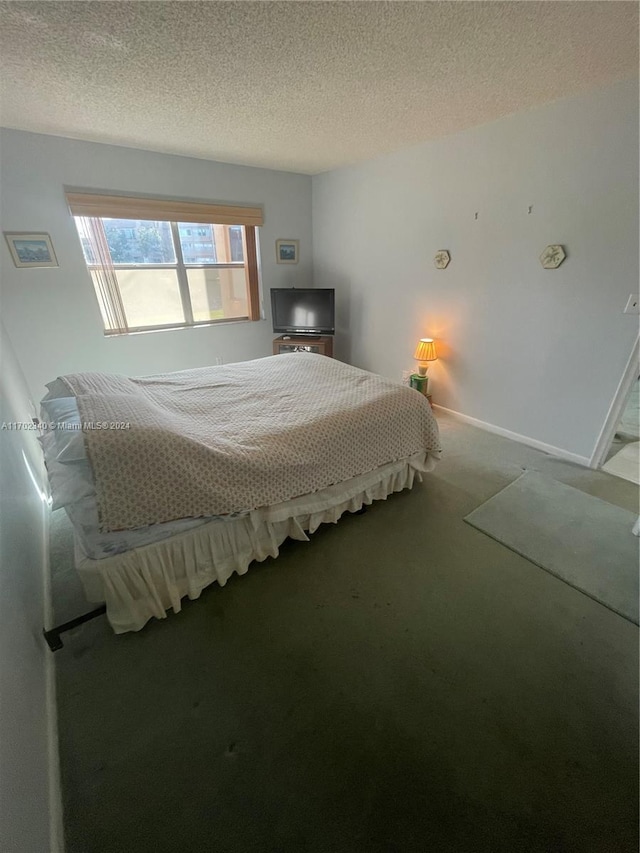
[40,353,441,633]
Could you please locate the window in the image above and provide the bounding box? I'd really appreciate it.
[67,193,263,335]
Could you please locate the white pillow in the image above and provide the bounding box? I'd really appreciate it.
[41,378,72,402]
[39,431,95,510]
[40,397,87,463]
[41,396,80,425]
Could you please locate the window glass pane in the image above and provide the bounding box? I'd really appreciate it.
[74,217,96,264]
[177,222,217,264]
[103,219,176,264]
[187,268,248,322]
[89,272,114,329]
[177,223,245,264]
[113,269,185,327]
[229,226,244,262]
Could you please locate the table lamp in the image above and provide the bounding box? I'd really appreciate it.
[413,338,437,376]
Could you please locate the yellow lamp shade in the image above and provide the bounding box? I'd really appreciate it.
[414,338,437,363]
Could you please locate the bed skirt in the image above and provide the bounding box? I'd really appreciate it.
[75,452,436,633]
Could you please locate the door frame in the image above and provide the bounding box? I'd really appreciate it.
[589,334,639,469]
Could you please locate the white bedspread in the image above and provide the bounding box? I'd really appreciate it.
[60,354,441,532]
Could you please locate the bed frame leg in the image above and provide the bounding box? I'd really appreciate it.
[43,604,107,652]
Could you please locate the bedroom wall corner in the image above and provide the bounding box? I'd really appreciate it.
[0,320,62,852]
[311,78,640,461]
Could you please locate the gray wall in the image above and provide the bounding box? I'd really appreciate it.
[0,130,312,400]
[0,321,58,851]
[312,78,639,460]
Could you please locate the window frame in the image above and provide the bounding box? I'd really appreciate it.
[67,193,263,336]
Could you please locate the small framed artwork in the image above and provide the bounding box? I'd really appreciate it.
[4,232,59,268]
[276,239,299,264]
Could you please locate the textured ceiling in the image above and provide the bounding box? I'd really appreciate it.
[0,1,637,174]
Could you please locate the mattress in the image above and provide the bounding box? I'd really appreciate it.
[39,426,237,559]
[66,494,246,560]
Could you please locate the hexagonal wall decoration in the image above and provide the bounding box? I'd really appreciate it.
[434,250,451,269]
[539,244,566,269]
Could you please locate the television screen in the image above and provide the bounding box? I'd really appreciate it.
[271,288,335,335]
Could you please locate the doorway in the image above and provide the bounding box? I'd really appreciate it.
[590,336,639,482]
[601,375,639,484]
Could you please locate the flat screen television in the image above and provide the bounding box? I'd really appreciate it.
[271,288,335,336]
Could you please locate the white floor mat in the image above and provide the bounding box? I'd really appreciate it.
[602,441,640,485]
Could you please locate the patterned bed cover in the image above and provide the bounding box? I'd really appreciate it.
[60,353,441,533]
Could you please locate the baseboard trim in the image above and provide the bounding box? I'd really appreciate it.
[433,404,591,467]
[43,504,65,852]
[46,649,64,852]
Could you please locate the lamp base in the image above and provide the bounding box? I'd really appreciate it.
[410,373,429,396]
[417,364,428,376]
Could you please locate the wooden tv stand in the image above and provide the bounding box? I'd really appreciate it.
[273,335,334,357]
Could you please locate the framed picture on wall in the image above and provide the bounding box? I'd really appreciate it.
[276,239,299,264]
[4,232,59,268]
